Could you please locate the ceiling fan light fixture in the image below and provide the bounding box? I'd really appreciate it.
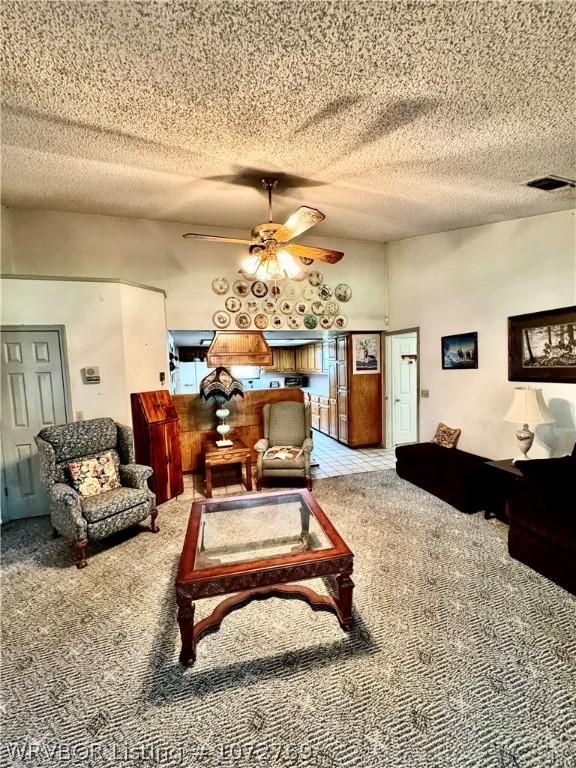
[241,248,303,282]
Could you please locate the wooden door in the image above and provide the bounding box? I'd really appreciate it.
[1,328,69,520]
[328,340,337,360]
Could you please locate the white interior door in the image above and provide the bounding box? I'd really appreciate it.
[391,333,418,445]
[177,362,198,394]
[1,328,69,521]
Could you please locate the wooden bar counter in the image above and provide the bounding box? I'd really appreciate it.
[173,388,304,472]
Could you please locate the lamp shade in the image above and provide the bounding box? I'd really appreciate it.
[503,387,554,425]
[199,367,244,402]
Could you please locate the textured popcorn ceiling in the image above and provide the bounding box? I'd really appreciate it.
[1,1,575,241]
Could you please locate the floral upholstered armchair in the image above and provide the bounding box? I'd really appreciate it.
[254,401,313,491]
[35,417,158,568]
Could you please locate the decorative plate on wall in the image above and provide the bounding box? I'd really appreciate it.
[317,284,332,301]
[303,284,317,300]
[235,313,251,329]
[254,313,268,329]
[311,301,324,316]
[295,301,309,315]
[280,300,294,315]
[251,280,268,298]
[212,277,229,295]
[308,270,323,287]
[213,310,231,328]
[263,298,276,314]
[335,283,352,302]
[287,316,302,329]
[284,282,301,300]
[225,296,241,312]
[320,316,334,329]
[270,284,282,298]
[334,315,348,329]
[233,280,250,297]
[271,315,284,329]
[324,299,340,316]
[303,314,318,329]
[245,298,259,313]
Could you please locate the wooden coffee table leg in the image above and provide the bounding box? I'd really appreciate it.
[245,456,253,491]
[176,591,197,666]
[336,572,355,631]
[205,464,212,499]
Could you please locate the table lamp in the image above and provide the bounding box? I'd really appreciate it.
[199,367,244,447]
[503,387,554,461]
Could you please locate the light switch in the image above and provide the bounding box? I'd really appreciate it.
[420,389,429,398]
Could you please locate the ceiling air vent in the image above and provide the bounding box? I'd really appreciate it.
[524,175,576,192]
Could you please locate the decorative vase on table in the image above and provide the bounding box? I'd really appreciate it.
[199,367,244,448]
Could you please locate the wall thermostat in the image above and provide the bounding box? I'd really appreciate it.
[81,366,101,384]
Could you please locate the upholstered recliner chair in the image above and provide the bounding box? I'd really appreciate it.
[254,401,313,491]
[35,417,158,568]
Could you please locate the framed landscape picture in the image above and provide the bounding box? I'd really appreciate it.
[441,332,478,369]
[352,333,381,374]
[508,305,576,383]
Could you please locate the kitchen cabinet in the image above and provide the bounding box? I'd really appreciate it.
[329,399,338,437]
[262,350,279,373]
[319,396,329,433]
[314,343,323,373]
[309,393,321,431]
[266,348,296,372]
[131,390,184,504]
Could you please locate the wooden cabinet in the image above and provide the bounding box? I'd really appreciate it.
[329,399,338,437]
[131,389,184,504]
[319,396,329,433]
[309,393,321,431]
[276,348,295,372]
[334,334,382,448]
[262,350,279,372]
[314,343,323,373]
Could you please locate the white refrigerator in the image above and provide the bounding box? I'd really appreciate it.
[176,362,213,394]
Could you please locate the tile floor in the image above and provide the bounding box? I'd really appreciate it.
[179,429,396,501]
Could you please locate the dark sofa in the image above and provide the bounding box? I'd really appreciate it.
[508,447,576,594]
[395,442,494,514]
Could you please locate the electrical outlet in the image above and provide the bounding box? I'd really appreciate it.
[420,389,429,399]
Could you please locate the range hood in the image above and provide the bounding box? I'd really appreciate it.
[206,331,273,367]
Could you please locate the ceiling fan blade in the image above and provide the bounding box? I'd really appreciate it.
[284,243,344,264]
[274,207,326,242]
[182,232,252,244]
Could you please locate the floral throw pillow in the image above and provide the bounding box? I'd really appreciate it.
[431,423,461,449]
[68,451,121,497]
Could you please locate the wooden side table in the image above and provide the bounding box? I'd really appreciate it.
[484,459,522,520]
[203,439,253,498]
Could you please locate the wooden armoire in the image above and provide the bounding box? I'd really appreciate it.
[130,390,184,504]
[327,335,382,447]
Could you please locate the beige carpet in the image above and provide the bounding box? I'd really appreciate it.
[1,471,575,768]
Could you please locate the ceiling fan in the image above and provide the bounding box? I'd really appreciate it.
[182,178,343,281]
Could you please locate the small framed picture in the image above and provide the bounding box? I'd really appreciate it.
[441,332,478,370]
[352,333,381,374]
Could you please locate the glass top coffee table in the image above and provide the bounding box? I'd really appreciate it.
[176,489,354,666]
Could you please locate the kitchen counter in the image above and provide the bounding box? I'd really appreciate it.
[300,386,329,397]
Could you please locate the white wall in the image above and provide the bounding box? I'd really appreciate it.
[1,279,167,424]
[386,210,576,459]
[1,207,388,331]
